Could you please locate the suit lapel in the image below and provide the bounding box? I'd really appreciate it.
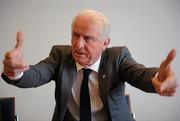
[98,51,112,121]
[60,54,77,117]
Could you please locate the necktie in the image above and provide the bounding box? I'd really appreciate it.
[80,68,92,121]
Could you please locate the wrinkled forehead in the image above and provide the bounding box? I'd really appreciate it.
[72,16,102,39]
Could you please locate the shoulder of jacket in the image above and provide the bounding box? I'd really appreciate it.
[52,45,71,51]
[105,46,130,57]
[50,45,71,54]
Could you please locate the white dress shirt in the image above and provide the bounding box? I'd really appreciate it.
[68,56,108,121]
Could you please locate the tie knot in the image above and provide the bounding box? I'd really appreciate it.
[82,68,92,77]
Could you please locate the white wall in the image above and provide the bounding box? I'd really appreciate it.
[0,0,179,121]
[0,0,3,74]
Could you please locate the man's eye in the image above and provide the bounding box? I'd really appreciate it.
[84,36,90,41]
[73,33,80,38]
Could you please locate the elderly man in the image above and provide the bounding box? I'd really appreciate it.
[2,9,178,121]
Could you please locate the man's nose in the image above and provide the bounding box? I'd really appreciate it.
[76,36,85,49]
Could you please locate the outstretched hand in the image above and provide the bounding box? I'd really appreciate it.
[152,49,178,96]
[3,31,29,78]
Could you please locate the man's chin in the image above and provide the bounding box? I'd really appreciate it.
[76,60,90,67]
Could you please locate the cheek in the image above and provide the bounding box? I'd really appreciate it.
[71,40,78,53]
[87,46,102,60]
[71,39,75,48]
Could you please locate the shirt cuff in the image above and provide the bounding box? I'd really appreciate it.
[8,72,24,80]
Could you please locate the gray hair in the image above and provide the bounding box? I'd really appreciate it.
[71,9,111,40]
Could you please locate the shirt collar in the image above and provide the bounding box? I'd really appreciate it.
[76,56,101,73]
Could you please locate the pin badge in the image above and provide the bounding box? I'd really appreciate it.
[102,74,105,79]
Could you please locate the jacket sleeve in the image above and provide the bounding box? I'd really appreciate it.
[118,47,158,92]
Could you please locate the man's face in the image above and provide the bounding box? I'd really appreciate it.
[71,16,109,67]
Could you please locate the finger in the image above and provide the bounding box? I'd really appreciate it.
[3,62,29,72]
[4,67,28,77]
[3,70,15,77]
[15,31,24,49]
[160,87,176,96]
[169,88,176,95]
[163,48,176,68]
[4,50,22,60]
[159,91,174,96]
[160,77,178,92]
[4,51,14,59]
[3,59,29,69]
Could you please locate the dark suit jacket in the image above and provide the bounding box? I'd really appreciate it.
[2,45,158,121]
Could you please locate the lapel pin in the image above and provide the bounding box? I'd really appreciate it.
[102,74,105,79]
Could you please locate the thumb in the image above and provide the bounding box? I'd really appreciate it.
[15,31,24,50]
[163,48,176,68]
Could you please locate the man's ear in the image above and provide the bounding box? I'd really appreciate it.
[102,38,110,51]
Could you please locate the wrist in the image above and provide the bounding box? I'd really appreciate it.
[152,74,161,94]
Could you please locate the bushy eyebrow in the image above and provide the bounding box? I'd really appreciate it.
[72,31,98,40]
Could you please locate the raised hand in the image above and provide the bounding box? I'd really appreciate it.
[3,31,29,78]
[152,49,178,96]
